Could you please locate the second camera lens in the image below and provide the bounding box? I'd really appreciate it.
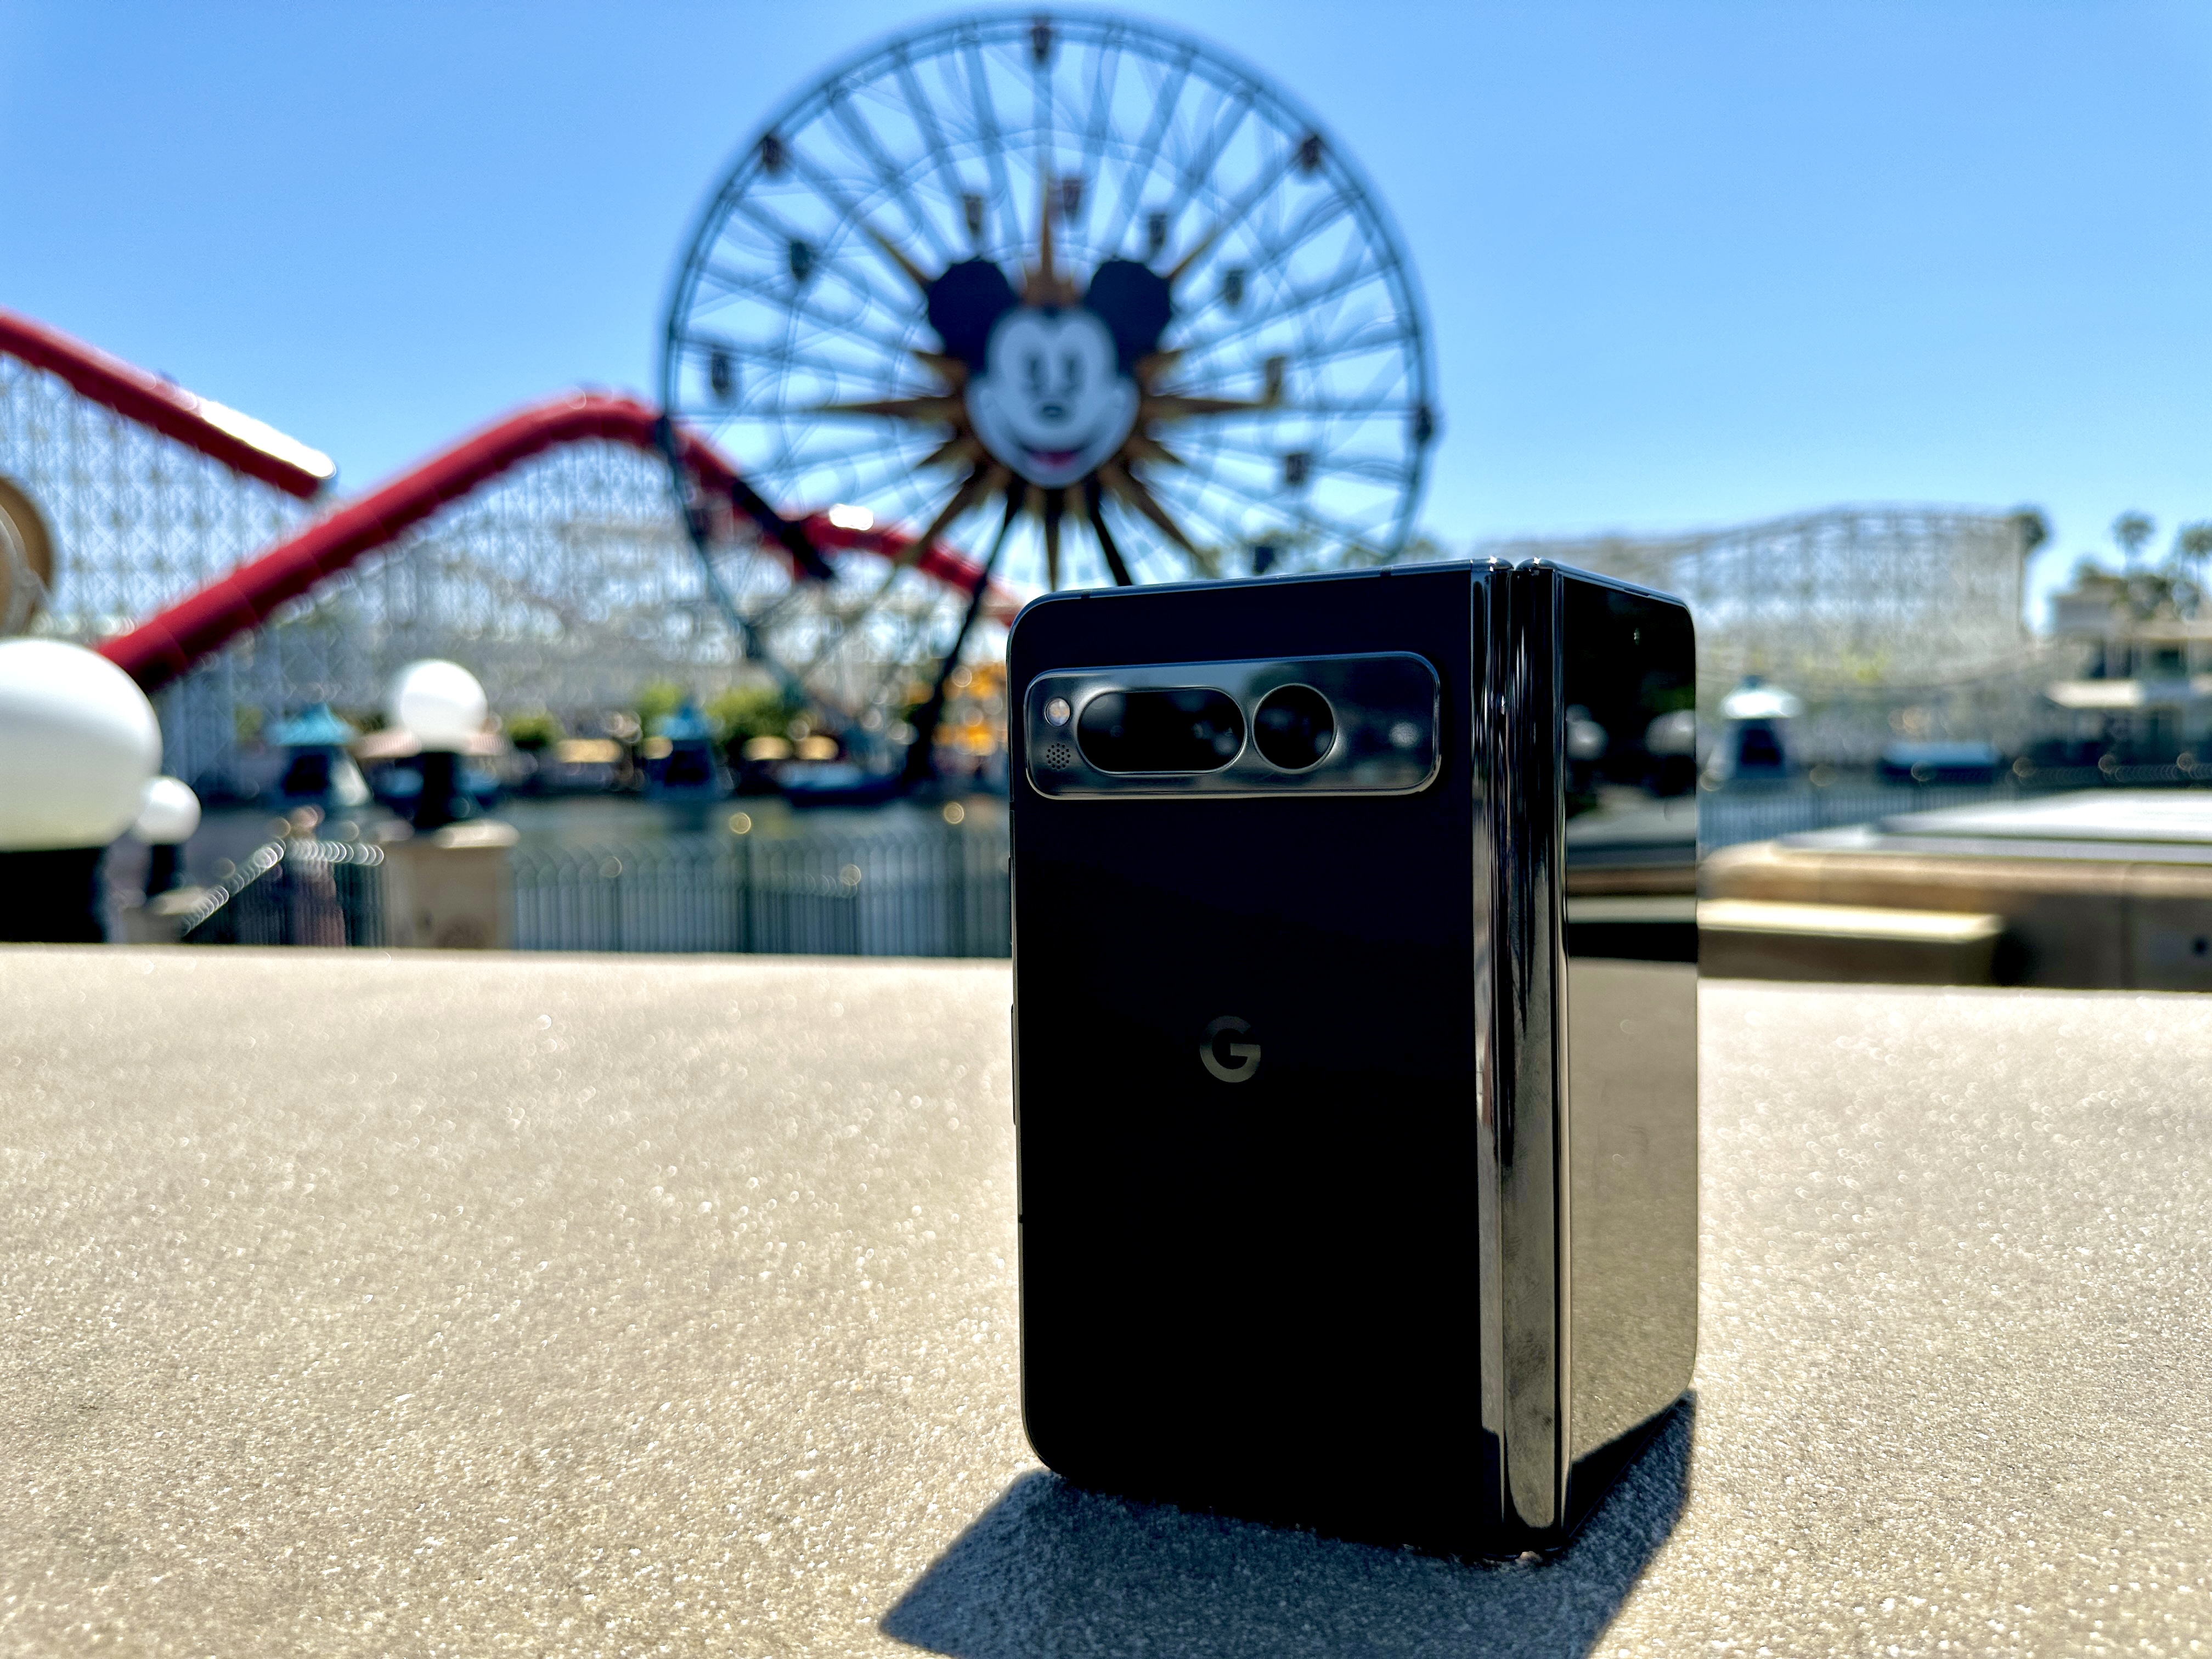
[1253,684,1335,770]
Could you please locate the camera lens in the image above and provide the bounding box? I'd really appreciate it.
[1253,684,1335,770]
[1076,689,1244,772]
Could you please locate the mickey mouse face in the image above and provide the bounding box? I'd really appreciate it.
[967,307,1138,489]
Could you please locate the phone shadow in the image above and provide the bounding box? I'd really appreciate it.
[881,1395,1694,1659]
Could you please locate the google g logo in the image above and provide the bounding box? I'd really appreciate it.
[1199,1015,1261,1084]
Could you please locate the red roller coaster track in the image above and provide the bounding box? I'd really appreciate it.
[0,307,336,501]
[89,392,1015,695]
[1,308,1013,696]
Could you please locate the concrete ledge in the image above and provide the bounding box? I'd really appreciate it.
[1697,897,2003,984]
[5,950,2211,1653]
[1704,838,2212,988]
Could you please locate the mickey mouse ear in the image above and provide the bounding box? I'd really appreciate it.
[926,259,1019,368]
[1083,259,1173,374]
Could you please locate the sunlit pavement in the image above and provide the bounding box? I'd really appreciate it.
[4,950,2209,1657]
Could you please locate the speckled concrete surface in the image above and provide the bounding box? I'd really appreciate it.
[2,950,2209,1657]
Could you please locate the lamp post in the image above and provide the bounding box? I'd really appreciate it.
[0,639,161,943]
[390,659,487,831]
[134,775,201,896]
[380,659,515,949]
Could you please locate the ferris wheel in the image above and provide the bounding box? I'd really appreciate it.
[659,9,1436,710]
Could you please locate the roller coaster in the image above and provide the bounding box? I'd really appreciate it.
[1482,508,2054,763]
[0,306,1012,795]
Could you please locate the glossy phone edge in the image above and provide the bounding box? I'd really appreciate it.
[1488,562,1702,1551]
[1479,563,1570,1543]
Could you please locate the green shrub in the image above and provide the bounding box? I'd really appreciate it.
[706,685,799,744]
[504,711,563,752]
[634,680,687,736]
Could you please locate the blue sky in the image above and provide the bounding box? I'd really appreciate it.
[4,2,2209,622]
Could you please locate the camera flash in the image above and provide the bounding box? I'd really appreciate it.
[1044,696,1072,726]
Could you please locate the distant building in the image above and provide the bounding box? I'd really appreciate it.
[2039,569,2212,765]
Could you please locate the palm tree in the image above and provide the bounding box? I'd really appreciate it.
[2172,522,2212,616]
[2113,511,2155,571]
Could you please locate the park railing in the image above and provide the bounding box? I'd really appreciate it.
[1697,767,2212,850]
[170,771,2209,953]
[177,837,386,946]
[509,825,1011,958]
[1697,781,2016,850]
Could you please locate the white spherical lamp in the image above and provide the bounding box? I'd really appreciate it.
[134,775,201,845]
[389,658,487,831]
[390,659,487,751]
[0,638,161,851]
[133,775,201,899]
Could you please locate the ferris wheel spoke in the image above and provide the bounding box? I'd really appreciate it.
[1160,134,1304,290]
[1130,469,1242,547]
[1302,343,1429,420]
[1093,48,1198,256]
[746,428,930,481]
[1160,98,1261,261]
[675,326,906,396]
[896,463,1009,573]
[959,36,1022,254]
[776,137,939,294]
[1066,32,1125,229]
[823,86,961,271]
[741,454,895,518]
[691,260,915,361]
[1080,478,1136,585]
[1173,245,1381,364]
[1187,351,1418,420]
[1252,319,1422,377]
[684,329,899,399]
[1148,460,1386,555]
[719,196,918,331]
[888,49,977,250]
[1218,189,1364,298]
[1030,24,1053,194]
[1192,415,1409,468]
[1097,459,1200,555]
[1198,201,1366,333]
[1201,439,1414,489]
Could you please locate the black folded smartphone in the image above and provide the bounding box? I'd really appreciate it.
[1007,558,1698,1554]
